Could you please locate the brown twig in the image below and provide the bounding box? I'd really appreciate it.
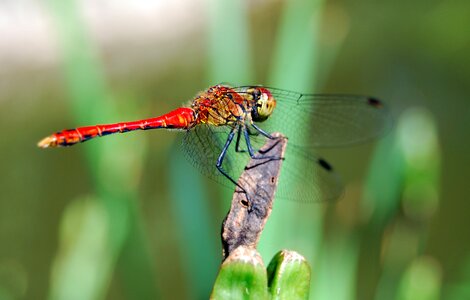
[221,132,287,259]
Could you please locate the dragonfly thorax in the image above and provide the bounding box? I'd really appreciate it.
[191,85,247,126]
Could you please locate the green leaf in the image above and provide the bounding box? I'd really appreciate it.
[267,250,311,300]
[211,247,268,300]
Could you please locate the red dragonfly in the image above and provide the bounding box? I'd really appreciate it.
[38,85,390,202]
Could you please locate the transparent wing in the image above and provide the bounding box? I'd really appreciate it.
[277,144,343,203]
[233,87,392,148]
[181,124,343,203]
[181,124,249,189]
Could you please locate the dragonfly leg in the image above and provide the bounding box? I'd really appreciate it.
[243,126,284,160]
[235,123,258,152]
[235,125,247,153]
[251,123,275,139]
[217,128,252,207]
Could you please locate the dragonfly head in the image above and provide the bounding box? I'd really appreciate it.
[249,87,276,122]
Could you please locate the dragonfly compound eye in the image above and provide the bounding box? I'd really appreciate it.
[251,88,276,122]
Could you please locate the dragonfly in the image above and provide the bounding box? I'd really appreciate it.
[38,85,391,203]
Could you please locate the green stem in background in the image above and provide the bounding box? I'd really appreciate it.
[354,131,405,300]
[269,0,324,90]
[168,146,219,298]
[46,0,157,299]
[374,108,441,300]
[310,233,359,300]
[259,2,326,300]
[207,0,254,84]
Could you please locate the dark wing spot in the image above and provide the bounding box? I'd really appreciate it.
[318,158,333,171]
[368,97,383,108]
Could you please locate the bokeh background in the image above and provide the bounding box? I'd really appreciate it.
[1,0,469,299]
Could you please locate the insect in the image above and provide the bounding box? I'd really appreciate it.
[38,85,390,203]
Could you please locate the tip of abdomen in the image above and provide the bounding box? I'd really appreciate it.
[37,135,58,148]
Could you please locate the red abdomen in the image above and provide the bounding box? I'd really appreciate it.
[38,107,195,148]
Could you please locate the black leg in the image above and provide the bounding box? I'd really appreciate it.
[243,125,283,161]
[216,128,248,193]
[251,123,274,139]
[243,126,256,157]
[235,125,246,153]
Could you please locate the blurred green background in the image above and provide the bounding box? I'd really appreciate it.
[1,0,469,299]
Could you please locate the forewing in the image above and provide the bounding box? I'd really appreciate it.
[245,87,392,148]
